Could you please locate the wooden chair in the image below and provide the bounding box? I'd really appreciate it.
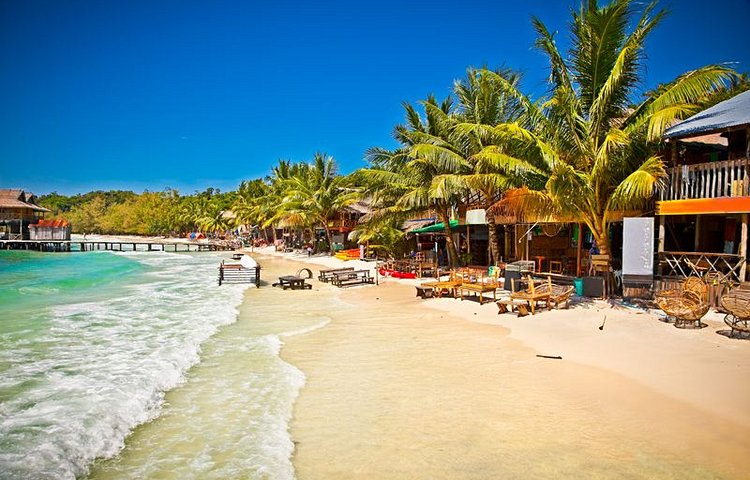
[548,260,563,275]
[549,284,575,309]
[510,276,551,314]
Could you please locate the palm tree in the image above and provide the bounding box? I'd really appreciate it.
[410,67,526,265]
[361,96,469,267]
[233,178,272,241]
[461,0,736,256]
[280,153,359,254]
[198,202,231,235]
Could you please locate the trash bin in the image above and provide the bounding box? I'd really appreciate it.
[574,277,584,296]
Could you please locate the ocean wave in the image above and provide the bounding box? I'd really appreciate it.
[0,252,248,479]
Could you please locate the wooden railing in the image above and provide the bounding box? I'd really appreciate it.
[660,158,750,201]
[658,251,745,285]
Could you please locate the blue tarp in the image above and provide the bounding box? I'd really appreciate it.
[664,90,750,139]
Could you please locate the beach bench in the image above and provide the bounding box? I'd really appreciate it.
[273,275,313,290]
[415,285,434,299]
[332,269,374,287]
[496,299,529,317]
[318,267,355,283]
[416,280,459,299]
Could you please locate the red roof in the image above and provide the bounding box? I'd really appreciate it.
[30,219,69,228]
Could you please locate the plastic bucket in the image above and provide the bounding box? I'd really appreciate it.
[574,277,584,296]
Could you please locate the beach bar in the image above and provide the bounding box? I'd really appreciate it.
[658,90,750,287]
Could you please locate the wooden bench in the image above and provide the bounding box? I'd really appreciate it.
[318,267,355,282]
[496,299,529,317]
[332,269,374,287]
[273,275,313,290]
[415,285,434,299]
[459,282,498,305]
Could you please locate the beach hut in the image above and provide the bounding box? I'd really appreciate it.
[658,89,750,286]
[0,189,51,240]
[28,219,71,241]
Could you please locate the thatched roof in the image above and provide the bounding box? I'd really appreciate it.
[343,201,372,215]
[0,189,50,212]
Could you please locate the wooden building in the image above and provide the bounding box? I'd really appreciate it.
[658,90,750,284]
[29,218,71,241]
[0,189,51,240]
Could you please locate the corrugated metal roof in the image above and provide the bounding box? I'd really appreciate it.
[30,219,69,227]
[664,90,750,139]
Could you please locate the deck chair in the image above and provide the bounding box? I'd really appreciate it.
[510,276,551,314]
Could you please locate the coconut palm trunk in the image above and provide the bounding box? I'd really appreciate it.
[485,198,501,265]
[437,209,459,268]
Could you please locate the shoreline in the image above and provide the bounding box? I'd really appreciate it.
[248,247,750,478]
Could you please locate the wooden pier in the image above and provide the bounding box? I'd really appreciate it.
[0,240,233,253]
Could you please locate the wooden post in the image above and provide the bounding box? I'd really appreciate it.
[740,213,748,282]
[576,223,583,277]
[466,226,471,254]
[504,225,510,260]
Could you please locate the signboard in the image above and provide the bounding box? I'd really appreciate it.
[622,217,654,285]
[465,209,486,225]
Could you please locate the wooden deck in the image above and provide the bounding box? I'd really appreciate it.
[660,157,750,201]
[0,240,232,253]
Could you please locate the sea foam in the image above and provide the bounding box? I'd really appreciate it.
[0,251,246,479]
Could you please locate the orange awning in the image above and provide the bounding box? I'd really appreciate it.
[656,197,750,215]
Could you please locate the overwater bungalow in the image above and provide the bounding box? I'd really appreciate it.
[658,90,750,285]
[0,189,52,240]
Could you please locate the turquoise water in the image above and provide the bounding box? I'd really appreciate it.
[0,250,252,478]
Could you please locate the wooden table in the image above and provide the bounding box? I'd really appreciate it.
[275,275,312,290]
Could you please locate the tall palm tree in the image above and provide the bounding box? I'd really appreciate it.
[281,153,359,254]
[233,178,272,241]
[361,96,469,267]
[462,0,736,256]
[411,67,526,265]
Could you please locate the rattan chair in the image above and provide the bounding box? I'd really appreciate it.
[720,291,750,338]
[655,277,709,328]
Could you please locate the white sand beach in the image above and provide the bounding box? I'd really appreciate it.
[251,247,750,479]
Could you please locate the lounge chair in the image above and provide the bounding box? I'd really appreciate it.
[549,284,575,309]
[510,276,551,314]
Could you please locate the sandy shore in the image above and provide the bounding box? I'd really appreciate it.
[250,247,750,478]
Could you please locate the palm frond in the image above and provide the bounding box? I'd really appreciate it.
[606,155,666,216]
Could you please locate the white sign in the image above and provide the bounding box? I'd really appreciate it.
[465,209,486,225]
[622,217,654,276]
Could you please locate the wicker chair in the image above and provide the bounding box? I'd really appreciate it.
[720,291,750,338]
[655,277,709,328]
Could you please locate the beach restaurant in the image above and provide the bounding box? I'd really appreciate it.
[658,90,750,285]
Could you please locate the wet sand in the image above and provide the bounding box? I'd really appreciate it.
[254,250,750,479]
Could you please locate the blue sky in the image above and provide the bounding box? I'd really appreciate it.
[1,0,748,196]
